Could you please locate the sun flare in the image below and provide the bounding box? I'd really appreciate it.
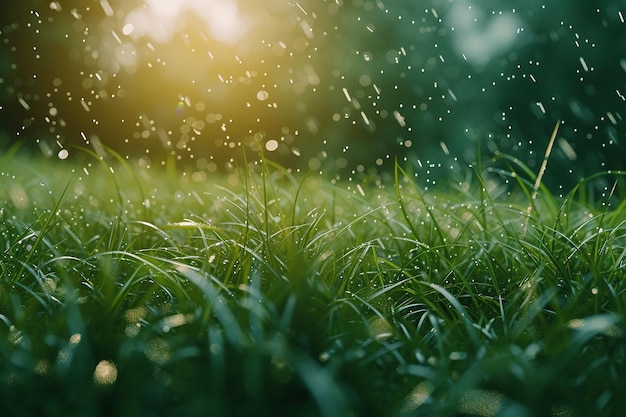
[123,0,245,44]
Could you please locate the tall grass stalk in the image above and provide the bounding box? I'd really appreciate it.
[521,119,561,238]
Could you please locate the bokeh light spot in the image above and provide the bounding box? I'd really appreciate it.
[257,90,269,101]
[93,360,118,385]
[266,139,279,152]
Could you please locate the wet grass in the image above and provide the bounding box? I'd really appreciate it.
[1,149,626,417]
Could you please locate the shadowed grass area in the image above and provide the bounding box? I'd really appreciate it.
[1,150,626,417]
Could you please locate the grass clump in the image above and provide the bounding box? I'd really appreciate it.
[1,150,626,417]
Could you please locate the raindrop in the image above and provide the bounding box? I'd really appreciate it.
[18,98,31,111]
[99,0,114,17]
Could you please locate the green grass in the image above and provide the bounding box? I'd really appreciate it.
[1,149,626,417]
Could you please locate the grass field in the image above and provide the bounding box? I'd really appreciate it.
[1,147,626,416]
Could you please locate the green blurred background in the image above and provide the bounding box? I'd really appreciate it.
[1,0,624,188]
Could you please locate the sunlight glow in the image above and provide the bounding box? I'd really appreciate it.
[124,0,245,44]
[447,0,522,66]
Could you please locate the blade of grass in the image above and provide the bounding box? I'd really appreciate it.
[521,120,561,238]
[174,264,247,349]
[11,176,73,282]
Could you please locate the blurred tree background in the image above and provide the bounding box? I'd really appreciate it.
[1,0,624,188]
